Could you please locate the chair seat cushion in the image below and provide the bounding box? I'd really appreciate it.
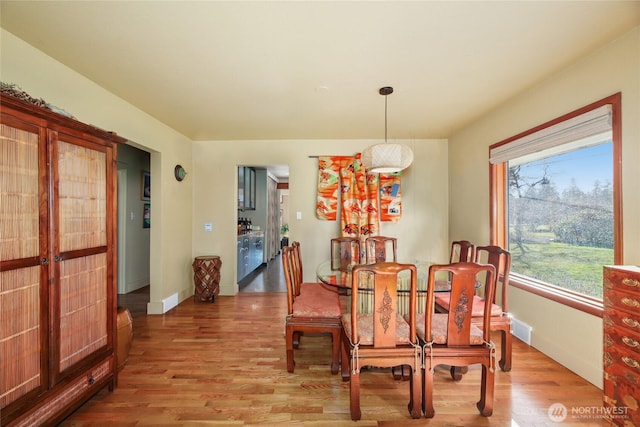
[341,313,412,345]
[292,290,341,318]
[412,313,484,345]
[435,293,503,317]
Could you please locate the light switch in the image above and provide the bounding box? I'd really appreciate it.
[296,211,302,220]
[204,223,213,232]
[130,211,135,221]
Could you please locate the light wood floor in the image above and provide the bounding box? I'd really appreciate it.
[74,258,603,426]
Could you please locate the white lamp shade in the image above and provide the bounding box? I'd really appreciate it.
[362,143,414,173]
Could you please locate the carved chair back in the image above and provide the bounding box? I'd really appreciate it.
[450,240,475,263]
[365,236,398,264]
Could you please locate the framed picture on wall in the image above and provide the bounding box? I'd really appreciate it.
[141,171,150,201]
[143,203,151,228]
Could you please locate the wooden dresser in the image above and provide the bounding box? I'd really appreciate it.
[603,265,640,426]
[0,93,126,425]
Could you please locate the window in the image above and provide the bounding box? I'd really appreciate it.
[489,93,622,316]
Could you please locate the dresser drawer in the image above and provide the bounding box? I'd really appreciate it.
[604,286,640,315]
[605,324,640,357]
[605,343,640,377]
[604,312,640,337]
[8,358,113,427]
[604,267,640,298]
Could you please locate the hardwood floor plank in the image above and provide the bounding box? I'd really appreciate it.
[63,289,604,426]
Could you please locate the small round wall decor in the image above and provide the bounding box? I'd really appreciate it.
[174,164,187,181]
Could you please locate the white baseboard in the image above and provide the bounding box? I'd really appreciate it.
[511,317,533,345]
[147,292,180,314]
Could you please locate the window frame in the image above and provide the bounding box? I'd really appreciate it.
[489,93,622,317]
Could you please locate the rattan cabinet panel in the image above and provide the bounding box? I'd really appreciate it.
[0,93,125,426]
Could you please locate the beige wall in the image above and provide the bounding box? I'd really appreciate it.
[192,138,450,295]
[1,29,194,314]
[449,26,640,387]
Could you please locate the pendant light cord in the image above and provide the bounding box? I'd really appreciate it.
[379,86,392,142]
[384,94,388,143]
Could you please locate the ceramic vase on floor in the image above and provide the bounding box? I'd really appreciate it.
[117,307,133,371]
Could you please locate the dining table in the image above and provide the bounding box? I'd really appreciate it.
[316,259,461,315]
[316,259,457,290]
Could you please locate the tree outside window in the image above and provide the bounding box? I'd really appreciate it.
[507,143,613,298]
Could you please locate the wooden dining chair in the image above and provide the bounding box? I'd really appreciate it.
[419,262,497,418]
[340,262,422,420]
[450,240,475,263]
[435,240,476,334]
[291,241,342,346]
[471,245,512,371]
[435,239,476,314]
[282,246,342,374]
[330,237,361,271]
[291,241,338,297]
[435,245,512,372]
[364,235,398,264]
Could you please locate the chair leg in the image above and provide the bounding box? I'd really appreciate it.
[285,326,295,373]
[392,365,410,380]
[330,327,340,375]
[423,367,435,418]
[499,328,512,372]
[349,368,362,421]
[477,362,495,416]
[450,365,468,380]
[341,333,350,382]
[292,331,301,349]
[408,366,422,419]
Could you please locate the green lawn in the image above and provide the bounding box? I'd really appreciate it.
[509,242,613,299]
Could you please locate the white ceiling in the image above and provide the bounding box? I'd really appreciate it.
[1,1,639,145]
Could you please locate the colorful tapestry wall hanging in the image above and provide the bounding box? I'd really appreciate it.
[316,154,402,236]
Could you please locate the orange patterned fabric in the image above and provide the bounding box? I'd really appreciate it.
[341,313,412,345]
[317,155,402,238]
[292,291,341,317]
[414,313,484,345]
[316,156,342,220]
[379,173,402,222]
[338,154,380,249]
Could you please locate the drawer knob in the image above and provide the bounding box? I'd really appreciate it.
[623,317,640,329]
[622,356,639,369]
[622,278,640,288]
[622,336,640,348]
[621,297,640,309]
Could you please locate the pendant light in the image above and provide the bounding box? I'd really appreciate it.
[361,86,414,173]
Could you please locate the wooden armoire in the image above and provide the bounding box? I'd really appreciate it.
[0,92,126,426]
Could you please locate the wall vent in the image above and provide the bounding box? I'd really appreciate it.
[511,317,532,345]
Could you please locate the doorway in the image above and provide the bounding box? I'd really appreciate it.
[237,164,288,292]
[117,144,151,316]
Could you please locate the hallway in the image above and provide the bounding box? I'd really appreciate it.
[238,253,286,293]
